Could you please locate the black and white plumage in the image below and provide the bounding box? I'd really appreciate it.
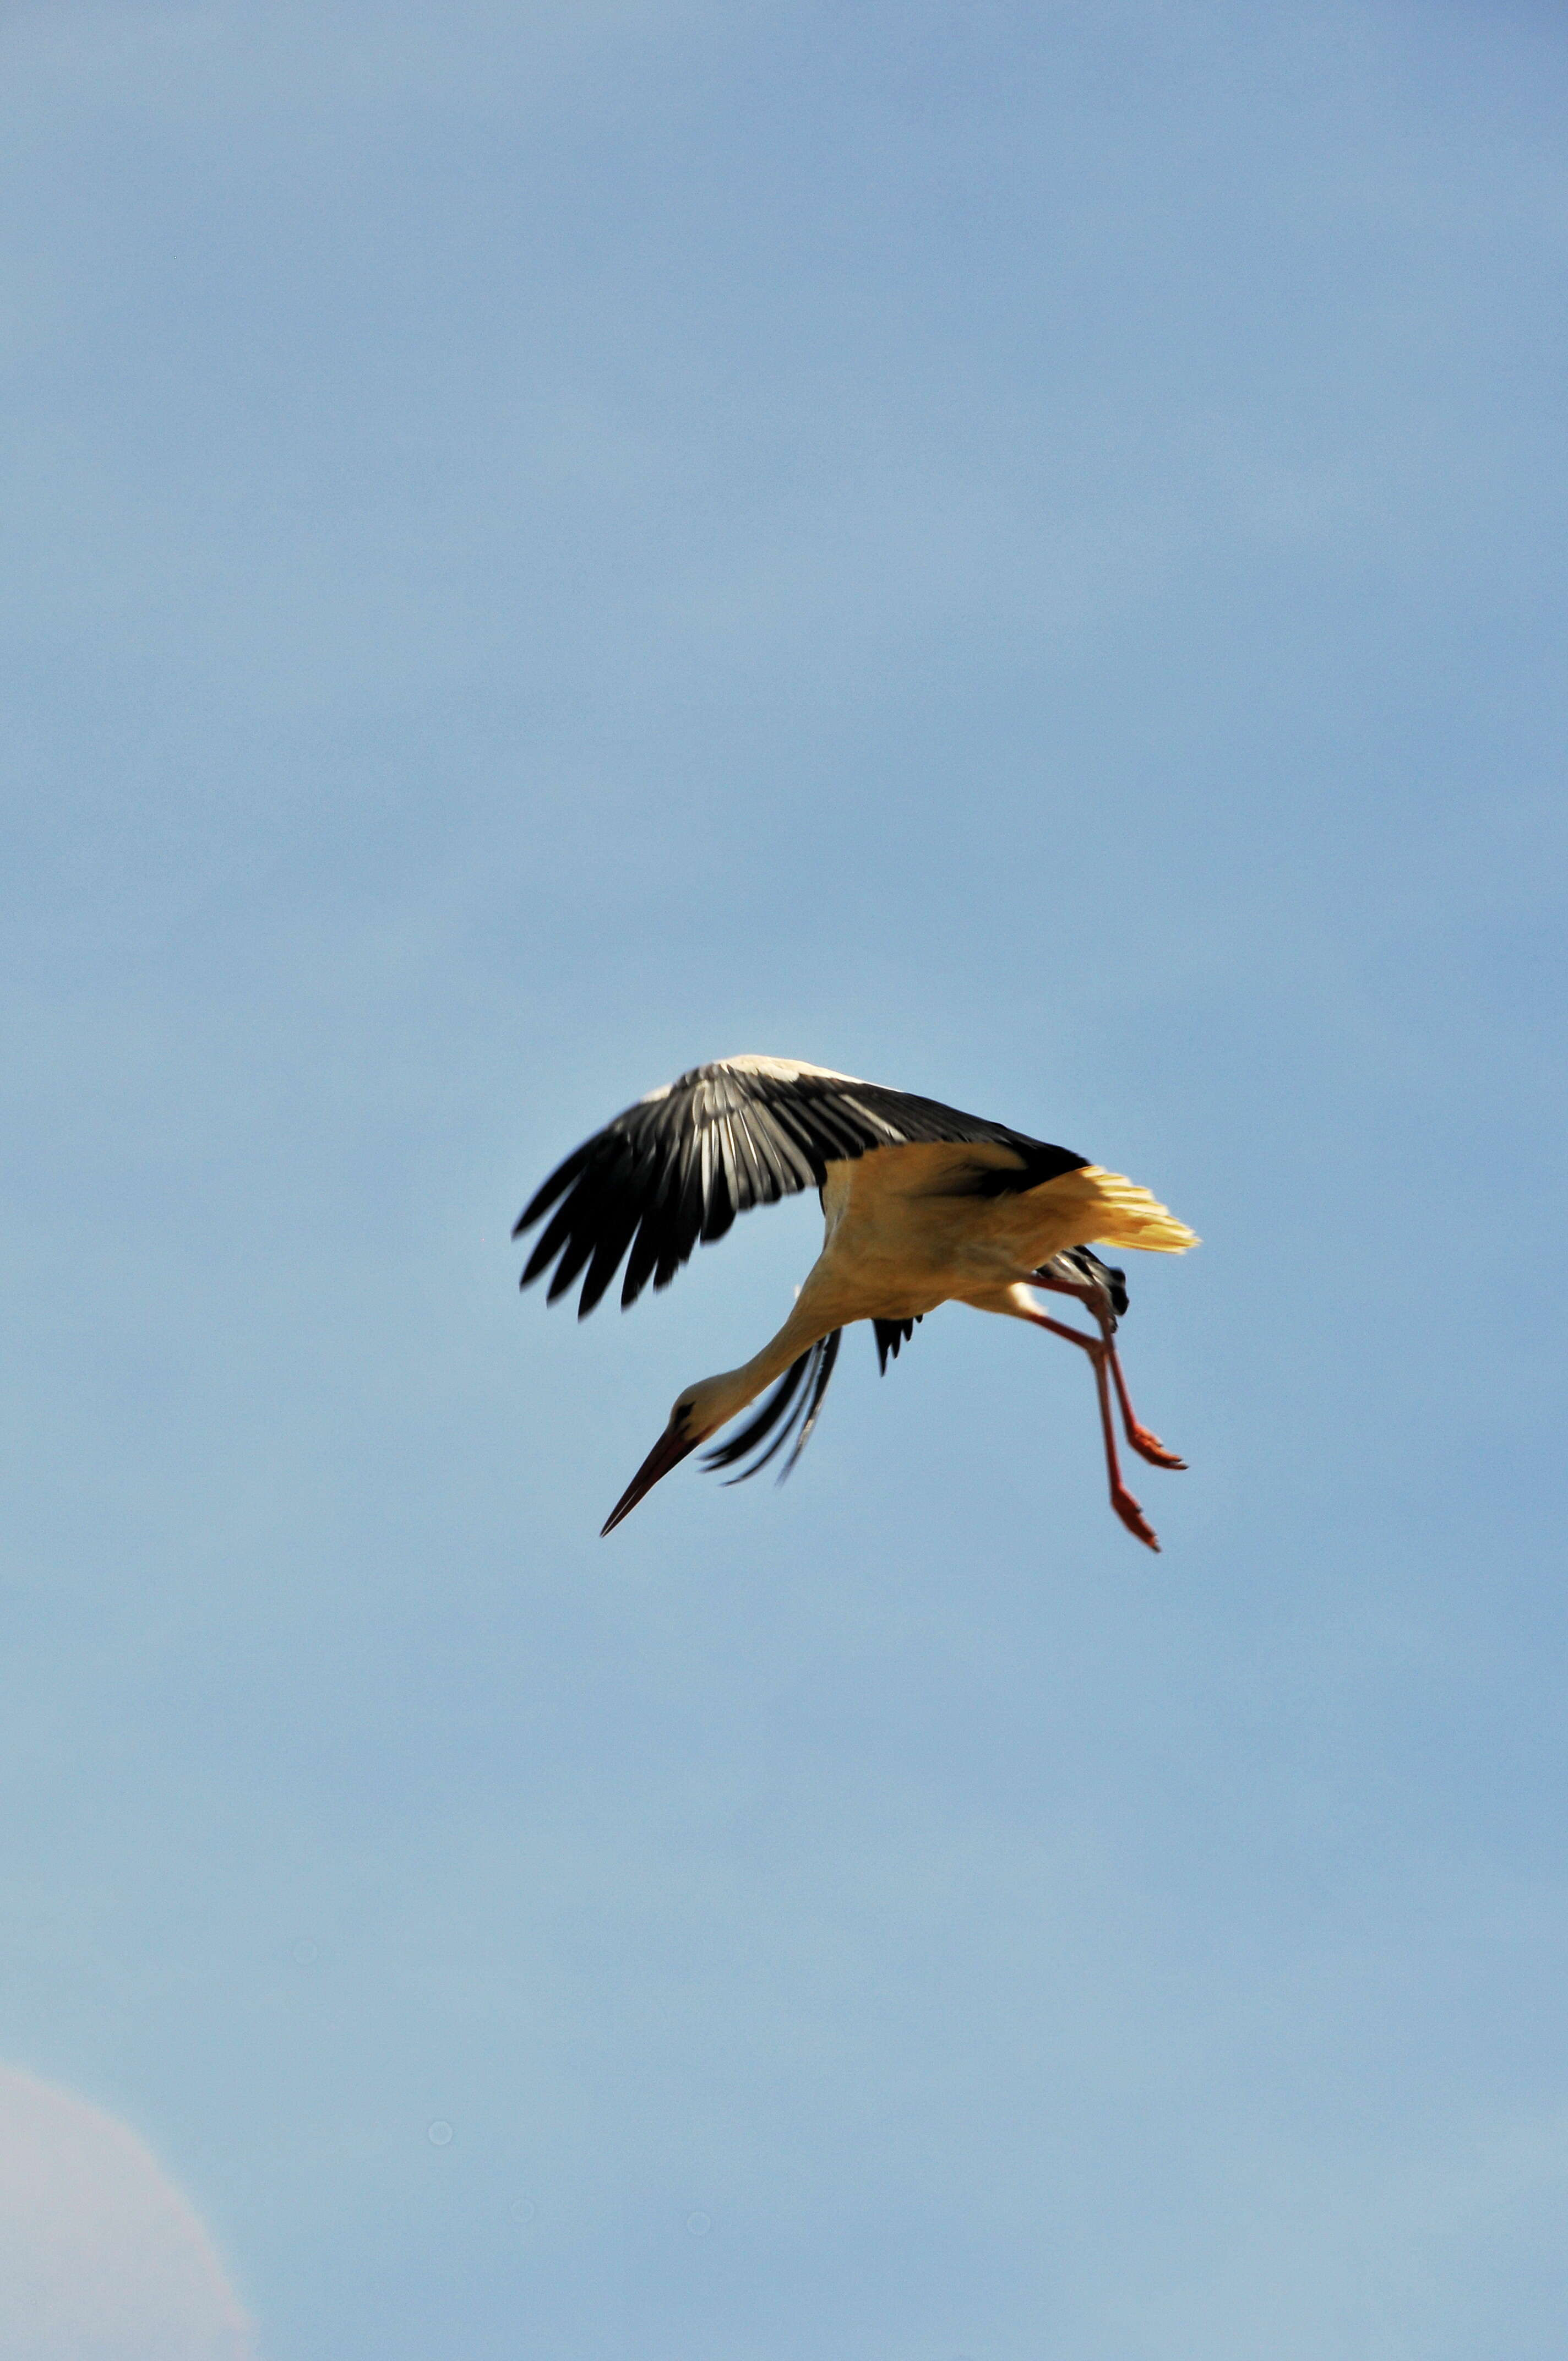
[514,1057,1197,1549]
[516,1056,1089,1318]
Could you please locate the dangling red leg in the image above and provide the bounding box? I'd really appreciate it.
[1021,1308,1162,1552]
[1103,1340,1185,1470]
[1028,1271,1186,1470]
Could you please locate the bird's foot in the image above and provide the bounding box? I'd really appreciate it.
[1125,1424,1186,1471]
[1112,1487,1162,1552]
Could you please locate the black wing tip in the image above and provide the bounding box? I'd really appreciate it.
[775,1331,840,1482]
[702,1352,812,1479]
[513,1141,593,1237]
[701,1332,842,1487]
[873,1314,921,1376]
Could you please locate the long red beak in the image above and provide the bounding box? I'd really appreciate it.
[601,1422,699,1536]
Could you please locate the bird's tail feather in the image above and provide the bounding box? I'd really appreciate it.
[1052,1165,1199,1254]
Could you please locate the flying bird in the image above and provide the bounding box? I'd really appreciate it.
[514,1057,1198,1549]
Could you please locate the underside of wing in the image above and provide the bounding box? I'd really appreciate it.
[514,1055,1087,1317]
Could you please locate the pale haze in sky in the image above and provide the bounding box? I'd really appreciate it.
[0,2064,252,2361]
[3,3,1566,2357]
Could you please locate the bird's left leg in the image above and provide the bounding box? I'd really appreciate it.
[1016,1305,1163,1551]
[1028,1269,1185,1471]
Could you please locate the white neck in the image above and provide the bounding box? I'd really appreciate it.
[689,1299,832,1437]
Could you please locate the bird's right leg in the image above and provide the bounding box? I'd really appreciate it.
[1028,1269,1185,1471]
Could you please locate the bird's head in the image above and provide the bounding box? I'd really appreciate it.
[600,1378,731,1536]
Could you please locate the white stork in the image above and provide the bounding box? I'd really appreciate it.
[515,1057,1199,1550]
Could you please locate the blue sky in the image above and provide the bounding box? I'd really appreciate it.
[3,2,1566,2354]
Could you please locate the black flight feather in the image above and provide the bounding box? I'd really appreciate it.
[873,1316,921,1375]
[515,1057,1087,1318]
[700,1331,843,1486]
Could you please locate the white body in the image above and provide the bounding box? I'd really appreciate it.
[688,1143,1193,1435]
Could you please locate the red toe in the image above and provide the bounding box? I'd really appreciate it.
[1112,1490,1161,1552]
[1128,1428,1186,1471]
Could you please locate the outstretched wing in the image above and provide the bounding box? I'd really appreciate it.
[515,1054,1086,1317]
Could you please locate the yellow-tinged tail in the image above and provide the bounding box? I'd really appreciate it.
[1054,1163,1200,1254]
